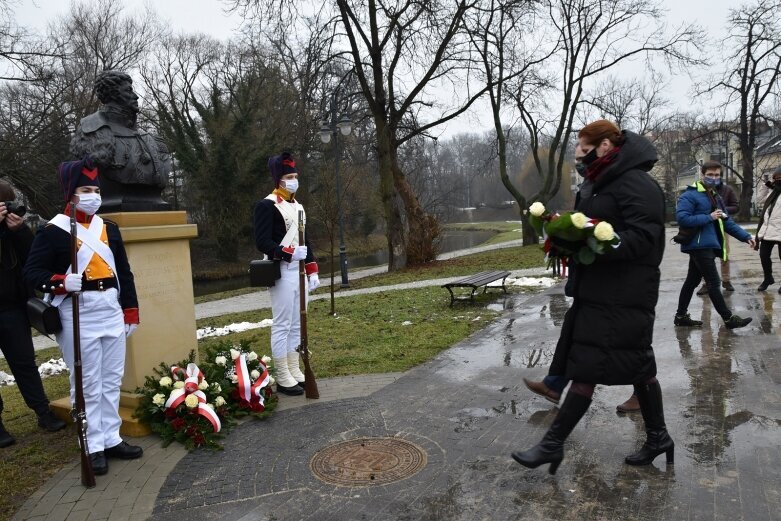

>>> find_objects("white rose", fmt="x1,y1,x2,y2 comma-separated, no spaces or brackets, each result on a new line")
594,221,615,241
268,375,275,386
247,352,258,361
261,355,271,364
215,356,227,367
215,396,226,407
230,349,241,360
159,377,172,388
251,370,260,380
212,383,222,393
198,380,208,391
570,212,588,229
184,394,199,409
173,381,185,389
230,374,238,383
152,393,166,406
529,202,546,217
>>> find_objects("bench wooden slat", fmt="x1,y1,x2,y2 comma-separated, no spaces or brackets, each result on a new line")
442,270,511,306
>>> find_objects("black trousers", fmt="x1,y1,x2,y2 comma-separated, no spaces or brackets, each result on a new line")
0,307,49,416
677,249,732,320
759,239,781,282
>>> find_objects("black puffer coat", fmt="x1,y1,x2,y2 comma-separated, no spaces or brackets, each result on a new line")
549,131,666,385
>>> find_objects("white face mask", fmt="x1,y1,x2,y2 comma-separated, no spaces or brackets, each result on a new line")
75,193,102,215
282,179,299,193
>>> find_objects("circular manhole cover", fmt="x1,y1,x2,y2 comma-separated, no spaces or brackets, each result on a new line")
310,437,427,486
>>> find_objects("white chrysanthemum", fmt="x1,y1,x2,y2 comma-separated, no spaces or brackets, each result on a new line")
247,352,258,361
184,394,199,409
594,221,615,241
261,355,271,364
159,377,172,388
215,356,227,367
215,396,226,407
173,381,184,389
251,370,260,380
529,202,546,217
570,212,588,229
198,380,208,391
230,349,241,360
152,393,166,406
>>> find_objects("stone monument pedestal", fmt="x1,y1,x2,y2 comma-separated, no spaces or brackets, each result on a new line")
51,211,199,437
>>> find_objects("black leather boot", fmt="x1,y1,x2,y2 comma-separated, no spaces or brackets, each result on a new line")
0,417,15,448
625,381,675,466
511,392,592,475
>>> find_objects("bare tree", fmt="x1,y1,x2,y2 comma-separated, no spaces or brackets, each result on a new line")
471,0,702,244
700,0,781,220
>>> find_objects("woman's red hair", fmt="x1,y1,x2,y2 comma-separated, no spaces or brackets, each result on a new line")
578,120,624,148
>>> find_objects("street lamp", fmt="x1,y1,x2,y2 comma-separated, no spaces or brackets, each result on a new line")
319,94,353,288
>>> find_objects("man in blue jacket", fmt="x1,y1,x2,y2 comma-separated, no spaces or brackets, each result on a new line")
674,160,755,329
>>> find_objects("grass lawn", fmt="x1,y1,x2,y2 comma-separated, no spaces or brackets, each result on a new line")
2,260,550,519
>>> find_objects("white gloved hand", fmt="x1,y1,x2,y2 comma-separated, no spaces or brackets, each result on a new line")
125,323,138,337
308,273,320,291
290,245,308,261
64,273,82,292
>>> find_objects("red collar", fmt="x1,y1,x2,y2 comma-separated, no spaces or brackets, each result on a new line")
64,205,94,224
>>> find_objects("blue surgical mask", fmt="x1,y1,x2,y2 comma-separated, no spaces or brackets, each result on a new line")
282,179,299,193
702,177,719,188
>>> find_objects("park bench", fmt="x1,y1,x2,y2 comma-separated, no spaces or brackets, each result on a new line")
442,270,511,307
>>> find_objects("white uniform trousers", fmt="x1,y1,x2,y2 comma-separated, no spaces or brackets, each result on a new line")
269,261,309,359
56,288,125,454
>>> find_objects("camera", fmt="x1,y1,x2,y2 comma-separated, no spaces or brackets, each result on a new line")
2,200,27,217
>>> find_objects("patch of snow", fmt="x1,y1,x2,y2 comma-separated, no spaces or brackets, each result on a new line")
196,319,273,339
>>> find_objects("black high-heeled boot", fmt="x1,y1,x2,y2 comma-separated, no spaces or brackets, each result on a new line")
625,381,675,466
511,392,592,475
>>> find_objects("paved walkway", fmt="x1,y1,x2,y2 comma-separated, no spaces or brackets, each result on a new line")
13,231,781,520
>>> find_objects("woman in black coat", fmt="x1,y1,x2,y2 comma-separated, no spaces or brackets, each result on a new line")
512,120,672,474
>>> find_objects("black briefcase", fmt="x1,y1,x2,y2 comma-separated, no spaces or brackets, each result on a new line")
249,260,281,287
26,297,63,335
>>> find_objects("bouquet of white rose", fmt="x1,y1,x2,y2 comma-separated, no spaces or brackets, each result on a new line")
528,202,620,265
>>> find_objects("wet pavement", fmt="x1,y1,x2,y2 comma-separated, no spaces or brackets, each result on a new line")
14,231,781,521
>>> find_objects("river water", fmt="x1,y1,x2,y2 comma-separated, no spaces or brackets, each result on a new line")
193,229,496,297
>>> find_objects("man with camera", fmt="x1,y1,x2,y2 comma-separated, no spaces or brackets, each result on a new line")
0,181,66,448
673,161,756,329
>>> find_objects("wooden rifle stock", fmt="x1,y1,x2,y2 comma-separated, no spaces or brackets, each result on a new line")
70,206,95,488
297,209,319,399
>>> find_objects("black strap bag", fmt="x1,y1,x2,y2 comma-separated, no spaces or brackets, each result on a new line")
26,297,62,335
249,259,281,287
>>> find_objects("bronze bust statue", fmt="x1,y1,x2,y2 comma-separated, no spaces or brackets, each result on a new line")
71,70,171,211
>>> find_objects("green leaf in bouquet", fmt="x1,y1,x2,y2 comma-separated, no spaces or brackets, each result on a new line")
528,214,545,236
586,235,605,254
575,246,596,265
545,213,588,242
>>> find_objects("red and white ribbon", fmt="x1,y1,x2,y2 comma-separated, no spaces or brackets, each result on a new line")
234,354,270,411
165,363,221,432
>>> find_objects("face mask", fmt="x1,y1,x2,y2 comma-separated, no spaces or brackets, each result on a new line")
282,179,299,193
774,180,781,189
75,193,102,215
702,177,719,188
575,162,587,177
582,148,598,165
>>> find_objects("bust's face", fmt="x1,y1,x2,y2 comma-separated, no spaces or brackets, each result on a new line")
116,81,139,113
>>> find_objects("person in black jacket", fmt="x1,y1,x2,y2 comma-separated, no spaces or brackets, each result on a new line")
253,152,320,396
0,181,66,448
512,120,673,474
23,159,142,475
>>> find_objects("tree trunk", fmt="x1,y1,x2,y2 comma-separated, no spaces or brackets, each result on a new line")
738,138,754,221
390,157,440,266
376,123,406,270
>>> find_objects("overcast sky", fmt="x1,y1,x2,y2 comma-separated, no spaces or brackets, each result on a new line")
14,0,737,137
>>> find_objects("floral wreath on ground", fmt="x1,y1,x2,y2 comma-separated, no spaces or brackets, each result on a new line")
200,340,278,420
135,350,232,450
134,342,277,450
527,201,620,266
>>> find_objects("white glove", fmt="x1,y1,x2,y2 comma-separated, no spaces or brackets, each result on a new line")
308,273,320,291
290,245,308,261
64,273,82,292
125,323,138,337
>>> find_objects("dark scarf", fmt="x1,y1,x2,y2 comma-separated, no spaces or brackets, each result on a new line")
585,146,621,182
